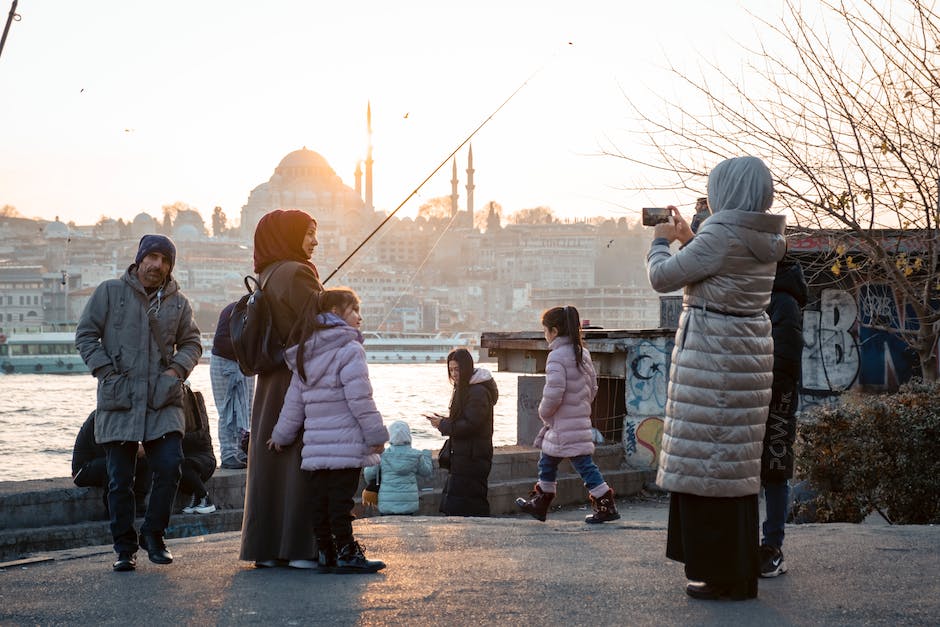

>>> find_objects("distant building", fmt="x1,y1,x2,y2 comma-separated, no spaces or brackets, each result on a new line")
239,147,379,260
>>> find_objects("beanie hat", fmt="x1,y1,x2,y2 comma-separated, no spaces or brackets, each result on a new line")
135,234,177,272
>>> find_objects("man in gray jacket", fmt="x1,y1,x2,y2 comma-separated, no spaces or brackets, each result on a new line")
76,234,202,572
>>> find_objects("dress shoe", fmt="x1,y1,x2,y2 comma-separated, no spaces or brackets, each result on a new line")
139,533,173,564
685,581,727,600
112,551,137,572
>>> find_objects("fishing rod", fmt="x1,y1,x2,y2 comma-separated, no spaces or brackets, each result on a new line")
0,0,20,61
322,59,554,285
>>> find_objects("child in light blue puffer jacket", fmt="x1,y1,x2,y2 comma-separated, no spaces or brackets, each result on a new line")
364,421,433,515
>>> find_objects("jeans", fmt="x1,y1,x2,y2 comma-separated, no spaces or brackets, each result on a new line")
210,354,253,467
762,480,790,548
105,433,182,553
538,453,604,490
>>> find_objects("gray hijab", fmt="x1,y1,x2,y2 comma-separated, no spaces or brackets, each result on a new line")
706,156,774,213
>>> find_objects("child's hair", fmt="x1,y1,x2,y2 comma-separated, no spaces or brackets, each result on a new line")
541,305,585,370
291,287,360,383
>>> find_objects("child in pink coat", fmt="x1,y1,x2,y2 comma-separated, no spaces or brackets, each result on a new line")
515,305,620,523
268,288,389,573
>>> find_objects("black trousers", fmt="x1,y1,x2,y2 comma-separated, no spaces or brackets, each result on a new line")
179,458,212,498
308,468,361,548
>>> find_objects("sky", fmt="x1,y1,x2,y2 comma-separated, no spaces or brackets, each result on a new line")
0,0,786,226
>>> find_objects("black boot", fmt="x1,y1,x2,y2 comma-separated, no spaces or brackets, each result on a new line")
317,537,337,573
112,551,137,572
333,540,386,574
139,532,173,564
515,484,555,522
585,489,621,524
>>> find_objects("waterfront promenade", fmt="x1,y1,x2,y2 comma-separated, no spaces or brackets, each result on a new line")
1,497,937,626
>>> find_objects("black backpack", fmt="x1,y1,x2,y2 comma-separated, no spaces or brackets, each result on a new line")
229,263,287,376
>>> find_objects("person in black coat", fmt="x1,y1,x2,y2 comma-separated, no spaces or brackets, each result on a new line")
72,411,150,516
179,404,218,515
426,348,498,517
759,258,807,578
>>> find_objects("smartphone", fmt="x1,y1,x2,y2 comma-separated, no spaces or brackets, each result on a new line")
642,207,671,226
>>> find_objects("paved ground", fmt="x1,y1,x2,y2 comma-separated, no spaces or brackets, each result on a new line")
1,495,938,626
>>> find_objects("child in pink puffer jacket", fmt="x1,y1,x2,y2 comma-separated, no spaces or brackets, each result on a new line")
515,305,620,524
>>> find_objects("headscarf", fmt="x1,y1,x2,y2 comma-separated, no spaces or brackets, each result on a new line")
252,209,319,275
706,156,774,214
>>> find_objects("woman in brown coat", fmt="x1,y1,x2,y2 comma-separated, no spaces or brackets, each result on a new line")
239,209,323,568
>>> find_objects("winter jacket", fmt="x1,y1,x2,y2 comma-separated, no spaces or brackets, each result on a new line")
647,197,786,497
75,266,202,444
183,409,217,481
762,260,807,482
71,411,104,477
364,422,433,515
533,336,598,458
438,368,498,516
270,317,389,471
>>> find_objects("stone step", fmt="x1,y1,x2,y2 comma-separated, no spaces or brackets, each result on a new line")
0,466,653,562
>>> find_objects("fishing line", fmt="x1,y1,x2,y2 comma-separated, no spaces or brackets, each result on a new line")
323,48,566,285
371,206,464,331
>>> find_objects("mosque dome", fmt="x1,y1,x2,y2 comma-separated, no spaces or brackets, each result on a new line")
273,147,338,185
277,147,331,170
131,212,159,238
174,223,201,242
44,219,69,239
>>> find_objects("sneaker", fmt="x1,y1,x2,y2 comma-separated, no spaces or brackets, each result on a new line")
333,540,386,574
181,493,199,514
193,495,217,514
759,544,787,578
287,559,319,569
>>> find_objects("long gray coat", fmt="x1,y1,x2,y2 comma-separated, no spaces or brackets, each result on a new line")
647,160,786,498
75,266,202,444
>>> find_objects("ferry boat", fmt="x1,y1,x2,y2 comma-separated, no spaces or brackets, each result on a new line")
0,331,88,374
362,332,478,364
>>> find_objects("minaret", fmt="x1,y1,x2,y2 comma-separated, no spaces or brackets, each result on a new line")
465,144,475,228
354,160,363,198
365,102,374,211
450,157,459,217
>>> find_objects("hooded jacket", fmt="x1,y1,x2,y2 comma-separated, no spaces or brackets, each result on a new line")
270,318,389,471
75,266,202,444
762,260,808,482
533,336,599,458
647,156,786,498
438,367,498,516
364,421,433,515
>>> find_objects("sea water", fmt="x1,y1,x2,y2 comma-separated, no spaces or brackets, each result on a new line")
0,363,522,482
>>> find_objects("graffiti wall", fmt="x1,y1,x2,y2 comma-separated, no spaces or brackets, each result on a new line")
800,283,929,410
623,337,669,469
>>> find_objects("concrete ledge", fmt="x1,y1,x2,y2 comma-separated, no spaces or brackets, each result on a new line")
0,445,652,561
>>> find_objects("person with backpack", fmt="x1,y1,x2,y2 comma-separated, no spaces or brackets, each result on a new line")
239,209,324,569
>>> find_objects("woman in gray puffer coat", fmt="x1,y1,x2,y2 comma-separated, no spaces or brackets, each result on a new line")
646,156,786,601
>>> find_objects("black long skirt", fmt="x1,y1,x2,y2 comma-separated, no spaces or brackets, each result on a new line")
666,492,760,588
